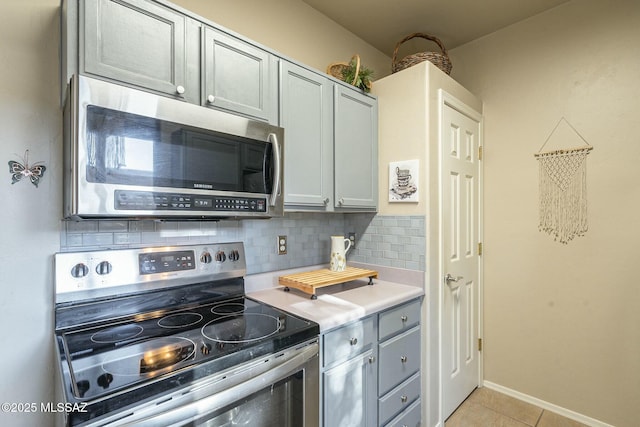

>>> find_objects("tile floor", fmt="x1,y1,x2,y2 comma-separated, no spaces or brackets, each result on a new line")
445,387,590,427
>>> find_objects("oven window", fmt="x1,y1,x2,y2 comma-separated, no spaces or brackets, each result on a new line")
85,106,272,193
189,371,304,427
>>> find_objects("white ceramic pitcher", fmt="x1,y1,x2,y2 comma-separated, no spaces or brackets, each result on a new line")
329,235,352,272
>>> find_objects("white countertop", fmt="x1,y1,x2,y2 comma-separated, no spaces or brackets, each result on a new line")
248,277,424,332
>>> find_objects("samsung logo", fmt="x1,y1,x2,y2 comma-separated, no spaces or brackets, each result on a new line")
193,183,213,189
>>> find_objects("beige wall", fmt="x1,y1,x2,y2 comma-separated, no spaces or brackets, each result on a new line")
449,1,640,425
0,1,62,426
171,0,391,80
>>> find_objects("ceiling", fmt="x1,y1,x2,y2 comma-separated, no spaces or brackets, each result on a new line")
302,0,570,57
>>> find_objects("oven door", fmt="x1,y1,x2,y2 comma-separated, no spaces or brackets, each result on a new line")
99,340,318,427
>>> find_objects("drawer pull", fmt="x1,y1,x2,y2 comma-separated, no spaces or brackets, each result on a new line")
401,395,408,403
349,337,358,346
400,315,408,322
400,355,408,363
368,356,376,364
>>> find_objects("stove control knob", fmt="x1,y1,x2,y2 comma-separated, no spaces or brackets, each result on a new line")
201,342,212,355
228,250,240,262
96,261,112,275
76,380,90,398
97,373,113,389
70,263,89,278
200,251,212,264
215,251,226,263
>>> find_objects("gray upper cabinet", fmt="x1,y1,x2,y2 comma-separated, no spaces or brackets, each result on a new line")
334,85,378,210
203,27,277,123
65,0,377,210
280,61,334,209
81,0,199,103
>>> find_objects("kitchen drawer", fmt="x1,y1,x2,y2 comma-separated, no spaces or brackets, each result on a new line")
379,299,421,341
378,326,420,395
323,316,375,367
383,398,421,427
378,372,420,426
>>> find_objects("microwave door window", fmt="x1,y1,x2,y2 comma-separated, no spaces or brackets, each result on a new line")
84,106,271,194
86,106,159,186
177,130,240,191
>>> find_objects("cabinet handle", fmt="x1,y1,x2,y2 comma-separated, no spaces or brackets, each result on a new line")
338,198,344,206
400,395,408,403
207,94,215,104
176,85,185,95
323,197,330,205
400,355,408,363
349,337,358,346
368,356,376,364
401,315,408,322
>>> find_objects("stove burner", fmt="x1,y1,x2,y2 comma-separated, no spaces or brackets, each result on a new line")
91,324,143,343
158,312,203,329
210,302,246,315
201,313,281,344
101,336,196,376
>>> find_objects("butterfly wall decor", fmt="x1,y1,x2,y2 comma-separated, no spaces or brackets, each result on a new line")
8,150,47,188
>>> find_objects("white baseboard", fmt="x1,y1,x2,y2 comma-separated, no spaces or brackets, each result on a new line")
482,381,614,427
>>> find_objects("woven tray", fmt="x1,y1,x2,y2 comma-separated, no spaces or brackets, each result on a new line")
279,266,378,299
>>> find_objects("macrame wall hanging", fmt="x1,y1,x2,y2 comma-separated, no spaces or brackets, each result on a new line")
534,118,593,244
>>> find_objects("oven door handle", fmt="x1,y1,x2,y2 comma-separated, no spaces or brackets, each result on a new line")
268,132,281,207
113,341,318,427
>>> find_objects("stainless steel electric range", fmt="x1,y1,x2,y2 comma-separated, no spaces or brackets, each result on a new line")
54,242,319,426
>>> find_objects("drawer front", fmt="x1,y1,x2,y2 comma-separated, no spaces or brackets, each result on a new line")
383,398,421,427
378,326,420,395
379,299,421,341
378,372,420,426
323,316,375,367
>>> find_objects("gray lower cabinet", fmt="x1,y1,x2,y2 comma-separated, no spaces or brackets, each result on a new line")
280,61,334,209
203,27,278,123
378,299,422,426
321,299,422,427
81,0,199,103
334,85,378,210
322,316,377,427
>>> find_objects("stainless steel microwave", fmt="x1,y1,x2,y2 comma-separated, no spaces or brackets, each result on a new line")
63,75,284,220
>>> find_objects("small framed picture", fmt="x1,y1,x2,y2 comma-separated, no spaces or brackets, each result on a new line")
389,159,419,202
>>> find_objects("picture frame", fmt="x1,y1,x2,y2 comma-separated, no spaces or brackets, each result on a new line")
389,159,419,202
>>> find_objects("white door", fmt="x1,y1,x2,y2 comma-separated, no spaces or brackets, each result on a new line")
441,98,482,419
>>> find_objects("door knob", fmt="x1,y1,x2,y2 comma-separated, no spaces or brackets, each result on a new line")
444,273,462,283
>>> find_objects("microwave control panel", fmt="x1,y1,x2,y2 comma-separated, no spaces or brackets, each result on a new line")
114,190,267,213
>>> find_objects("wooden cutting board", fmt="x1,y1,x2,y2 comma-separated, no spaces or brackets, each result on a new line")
279,266,378,299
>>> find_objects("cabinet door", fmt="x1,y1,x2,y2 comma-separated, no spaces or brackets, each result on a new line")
203,27,276,123
323,348,377,427
281,62,334,209
82,0,197,102
334,86,378,210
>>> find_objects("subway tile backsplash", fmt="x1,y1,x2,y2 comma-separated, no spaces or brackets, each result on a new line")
60,213,426,274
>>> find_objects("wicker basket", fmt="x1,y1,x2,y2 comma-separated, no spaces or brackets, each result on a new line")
326,54,361,85
392,33,452,75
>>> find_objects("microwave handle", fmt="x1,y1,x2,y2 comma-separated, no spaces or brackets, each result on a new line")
268,133,281,207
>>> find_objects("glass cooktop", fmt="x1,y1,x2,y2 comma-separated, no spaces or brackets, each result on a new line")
59,296,318,401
